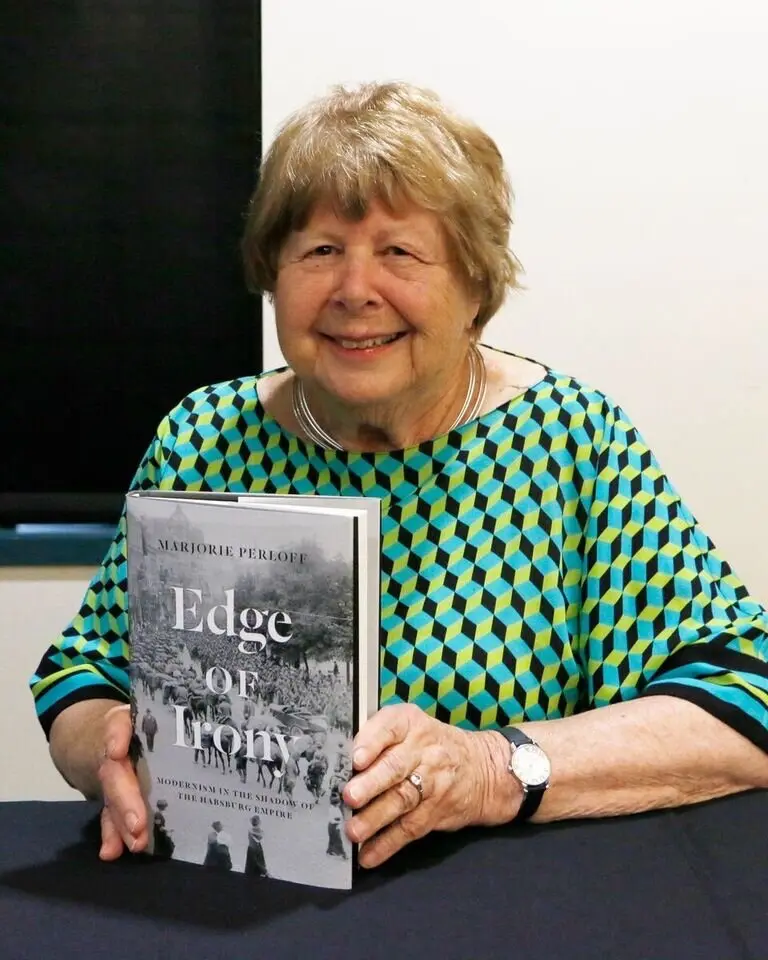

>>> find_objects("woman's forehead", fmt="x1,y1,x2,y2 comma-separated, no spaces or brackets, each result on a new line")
299,198,444,240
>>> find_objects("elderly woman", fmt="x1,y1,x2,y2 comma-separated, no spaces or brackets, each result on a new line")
31,81,768,869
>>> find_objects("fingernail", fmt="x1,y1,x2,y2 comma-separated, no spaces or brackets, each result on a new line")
358,849,373,869
353,747,367,767
126,812,139,834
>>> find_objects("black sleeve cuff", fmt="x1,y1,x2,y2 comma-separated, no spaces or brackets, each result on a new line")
38,684,131,742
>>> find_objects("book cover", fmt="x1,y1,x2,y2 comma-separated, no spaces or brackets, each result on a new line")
126,491,379,890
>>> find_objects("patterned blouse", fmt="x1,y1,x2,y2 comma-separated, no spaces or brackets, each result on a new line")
30,353,768,748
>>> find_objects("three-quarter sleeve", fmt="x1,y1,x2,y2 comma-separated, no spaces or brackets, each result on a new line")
579,401,768,750
29,420,172,739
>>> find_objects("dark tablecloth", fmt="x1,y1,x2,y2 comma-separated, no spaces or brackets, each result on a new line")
1,793,766,960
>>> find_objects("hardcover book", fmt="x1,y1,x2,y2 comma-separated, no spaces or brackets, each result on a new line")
126,490,380,890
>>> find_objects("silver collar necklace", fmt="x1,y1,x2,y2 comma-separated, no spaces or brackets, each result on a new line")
291,344,488,451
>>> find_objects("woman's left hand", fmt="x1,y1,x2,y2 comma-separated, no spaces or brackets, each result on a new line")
342,703,518,868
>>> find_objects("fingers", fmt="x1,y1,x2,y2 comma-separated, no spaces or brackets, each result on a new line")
345,744,414,808
98,704,149,855
342,710,489,869
344,704,481,869
99,804,126,861
350,704,415,772
345,704,425,808
359,812,431,869
103,703,133,760
350,775,432,869
98,755,149,855
346,775,425,847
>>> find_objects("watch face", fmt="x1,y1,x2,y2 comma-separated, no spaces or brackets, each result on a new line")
510,742,551,787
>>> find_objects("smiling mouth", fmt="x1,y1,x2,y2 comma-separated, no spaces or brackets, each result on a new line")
326,332,406,350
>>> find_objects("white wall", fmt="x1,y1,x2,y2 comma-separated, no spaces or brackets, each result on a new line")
262,0,768,602
0,568,87,800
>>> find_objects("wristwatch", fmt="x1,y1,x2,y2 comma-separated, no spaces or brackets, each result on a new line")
496,727,551,822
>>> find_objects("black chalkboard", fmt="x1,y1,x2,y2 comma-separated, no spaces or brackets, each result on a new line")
0,1,262,525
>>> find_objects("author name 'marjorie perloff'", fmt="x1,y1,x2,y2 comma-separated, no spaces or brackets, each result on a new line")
156,539,308,564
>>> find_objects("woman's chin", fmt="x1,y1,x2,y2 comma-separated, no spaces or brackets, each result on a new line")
328,388,399,411
318,373,407,410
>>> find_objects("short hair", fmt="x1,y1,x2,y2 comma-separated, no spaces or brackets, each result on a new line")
241,81,522,330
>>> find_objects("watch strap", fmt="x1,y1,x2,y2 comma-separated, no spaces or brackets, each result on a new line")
516,782,544,823
499,726,533,750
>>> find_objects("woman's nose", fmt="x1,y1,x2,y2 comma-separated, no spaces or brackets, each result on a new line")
331,253,381,311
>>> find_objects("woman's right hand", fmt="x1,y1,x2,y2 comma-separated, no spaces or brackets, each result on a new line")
97,702,149,860
49,698,149,861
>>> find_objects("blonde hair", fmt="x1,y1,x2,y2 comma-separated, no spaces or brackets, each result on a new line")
241,81,522,330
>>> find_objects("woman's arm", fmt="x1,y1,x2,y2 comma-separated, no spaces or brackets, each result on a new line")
479,694,768,825
344,696,768,868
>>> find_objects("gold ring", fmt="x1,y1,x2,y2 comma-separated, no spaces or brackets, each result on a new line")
407,771,424,802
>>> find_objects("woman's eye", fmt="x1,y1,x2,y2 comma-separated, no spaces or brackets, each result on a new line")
310,245,337,257
385,246,411,257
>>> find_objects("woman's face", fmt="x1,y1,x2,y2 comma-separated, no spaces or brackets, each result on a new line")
274,199,480,415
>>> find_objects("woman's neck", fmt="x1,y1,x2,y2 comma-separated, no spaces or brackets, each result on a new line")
259,345,546,453
297,352,479,452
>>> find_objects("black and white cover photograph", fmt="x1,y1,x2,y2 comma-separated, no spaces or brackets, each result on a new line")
125,493,371,890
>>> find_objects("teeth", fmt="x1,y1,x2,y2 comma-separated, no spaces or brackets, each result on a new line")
338,333,400,350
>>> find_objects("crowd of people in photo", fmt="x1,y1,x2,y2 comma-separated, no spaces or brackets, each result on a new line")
132,630,354,870
133,633,351,772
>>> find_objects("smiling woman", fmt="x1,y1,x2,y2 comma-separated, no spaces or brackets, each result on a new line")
241,81,525,451
268,199,488,450
30,80,768,872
